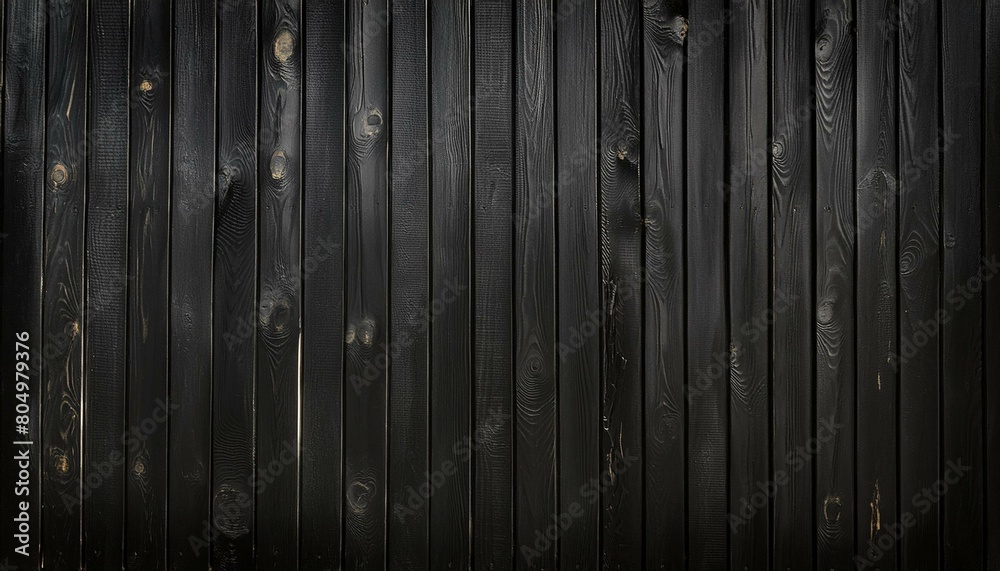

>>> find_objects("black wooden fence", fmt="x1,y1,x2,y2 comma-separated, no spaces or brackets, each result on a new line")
1,0,999,569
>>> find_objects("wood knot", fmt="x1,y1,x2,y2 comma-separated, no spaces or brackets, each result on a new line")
823,495,843,524
817,298,835,324
260,294,292,333
53,453,70,475
347,477,377,513
357,318,376,348
133,459,146,475
213,484,252,538
50,163,69,187
364,108,383,137
139,79,153,94
345,323,356,345
274,29,295,62
270,150,287,180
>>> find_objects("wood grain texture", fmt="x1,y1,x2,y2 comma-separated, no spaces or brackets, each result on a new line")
941,1,984,568
598,0,644,566
82,0,129,567
986,0,1000,566
301,0,345,567
855,0,897,567
212,0,257,567
126,1,171,567
556,0,601,567
726,0,769,567
771,0,814,567
169,0,215,567
41,0,87,566
388,0,431,566
897,0,941,565
388,0,430,568
429,0,473,567
1,0,44,566
343,0,387,566
514,1,556,568
686,0,728,567
813,0,855,566
256,0,302,567
472,0,514,567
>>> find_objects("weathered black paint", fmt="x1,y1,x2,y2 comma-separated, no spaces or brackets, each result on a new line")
1,0,998,569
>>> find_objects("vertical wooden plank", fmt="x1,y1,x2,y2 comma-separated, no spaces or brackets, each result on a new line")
686,0,728,567
814,0,855,566
771,0,814,566
429,0,472,566
985,0,1000,566
855,0,897,567
0,0,44,567
41,0,87,566
83,0,128,567
389,0,430,567
598,0,643,566
343,0,387,566
514,1,556,568
256,0,302,567
644,0,688,567
556,0,600,567
212,0,257,566
127,0,171,567
727,0,769,567
301,0,345,567
473,0,513,567
389,0,430,566
897,0,941,565
169,0,215,568
941,0,984,568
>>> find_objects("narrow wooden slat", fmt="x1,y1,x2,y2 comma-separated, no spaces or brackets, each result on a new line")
300,0,345,567
771,0,814,566
514,1,556,568
686,0,728,567
472,0,514,566
556,0,600,567
727,0,769,567
855,0,897,566
83,0,129,566
428,0,473,565
256,0,302,566
212,0,257,566
388,0,429,567
598,0,643,566
941,1,984,567
126,1,171,566
0,0,44,566
814,0,855,566
986,0,1000,566
343,0,388,566
169,0,215,567
41,0,87,566
388,0,431,565
897,0,941,565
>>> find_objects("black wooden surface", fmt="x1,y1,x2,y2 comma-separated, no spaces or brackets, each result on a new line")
2,0,1000,569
